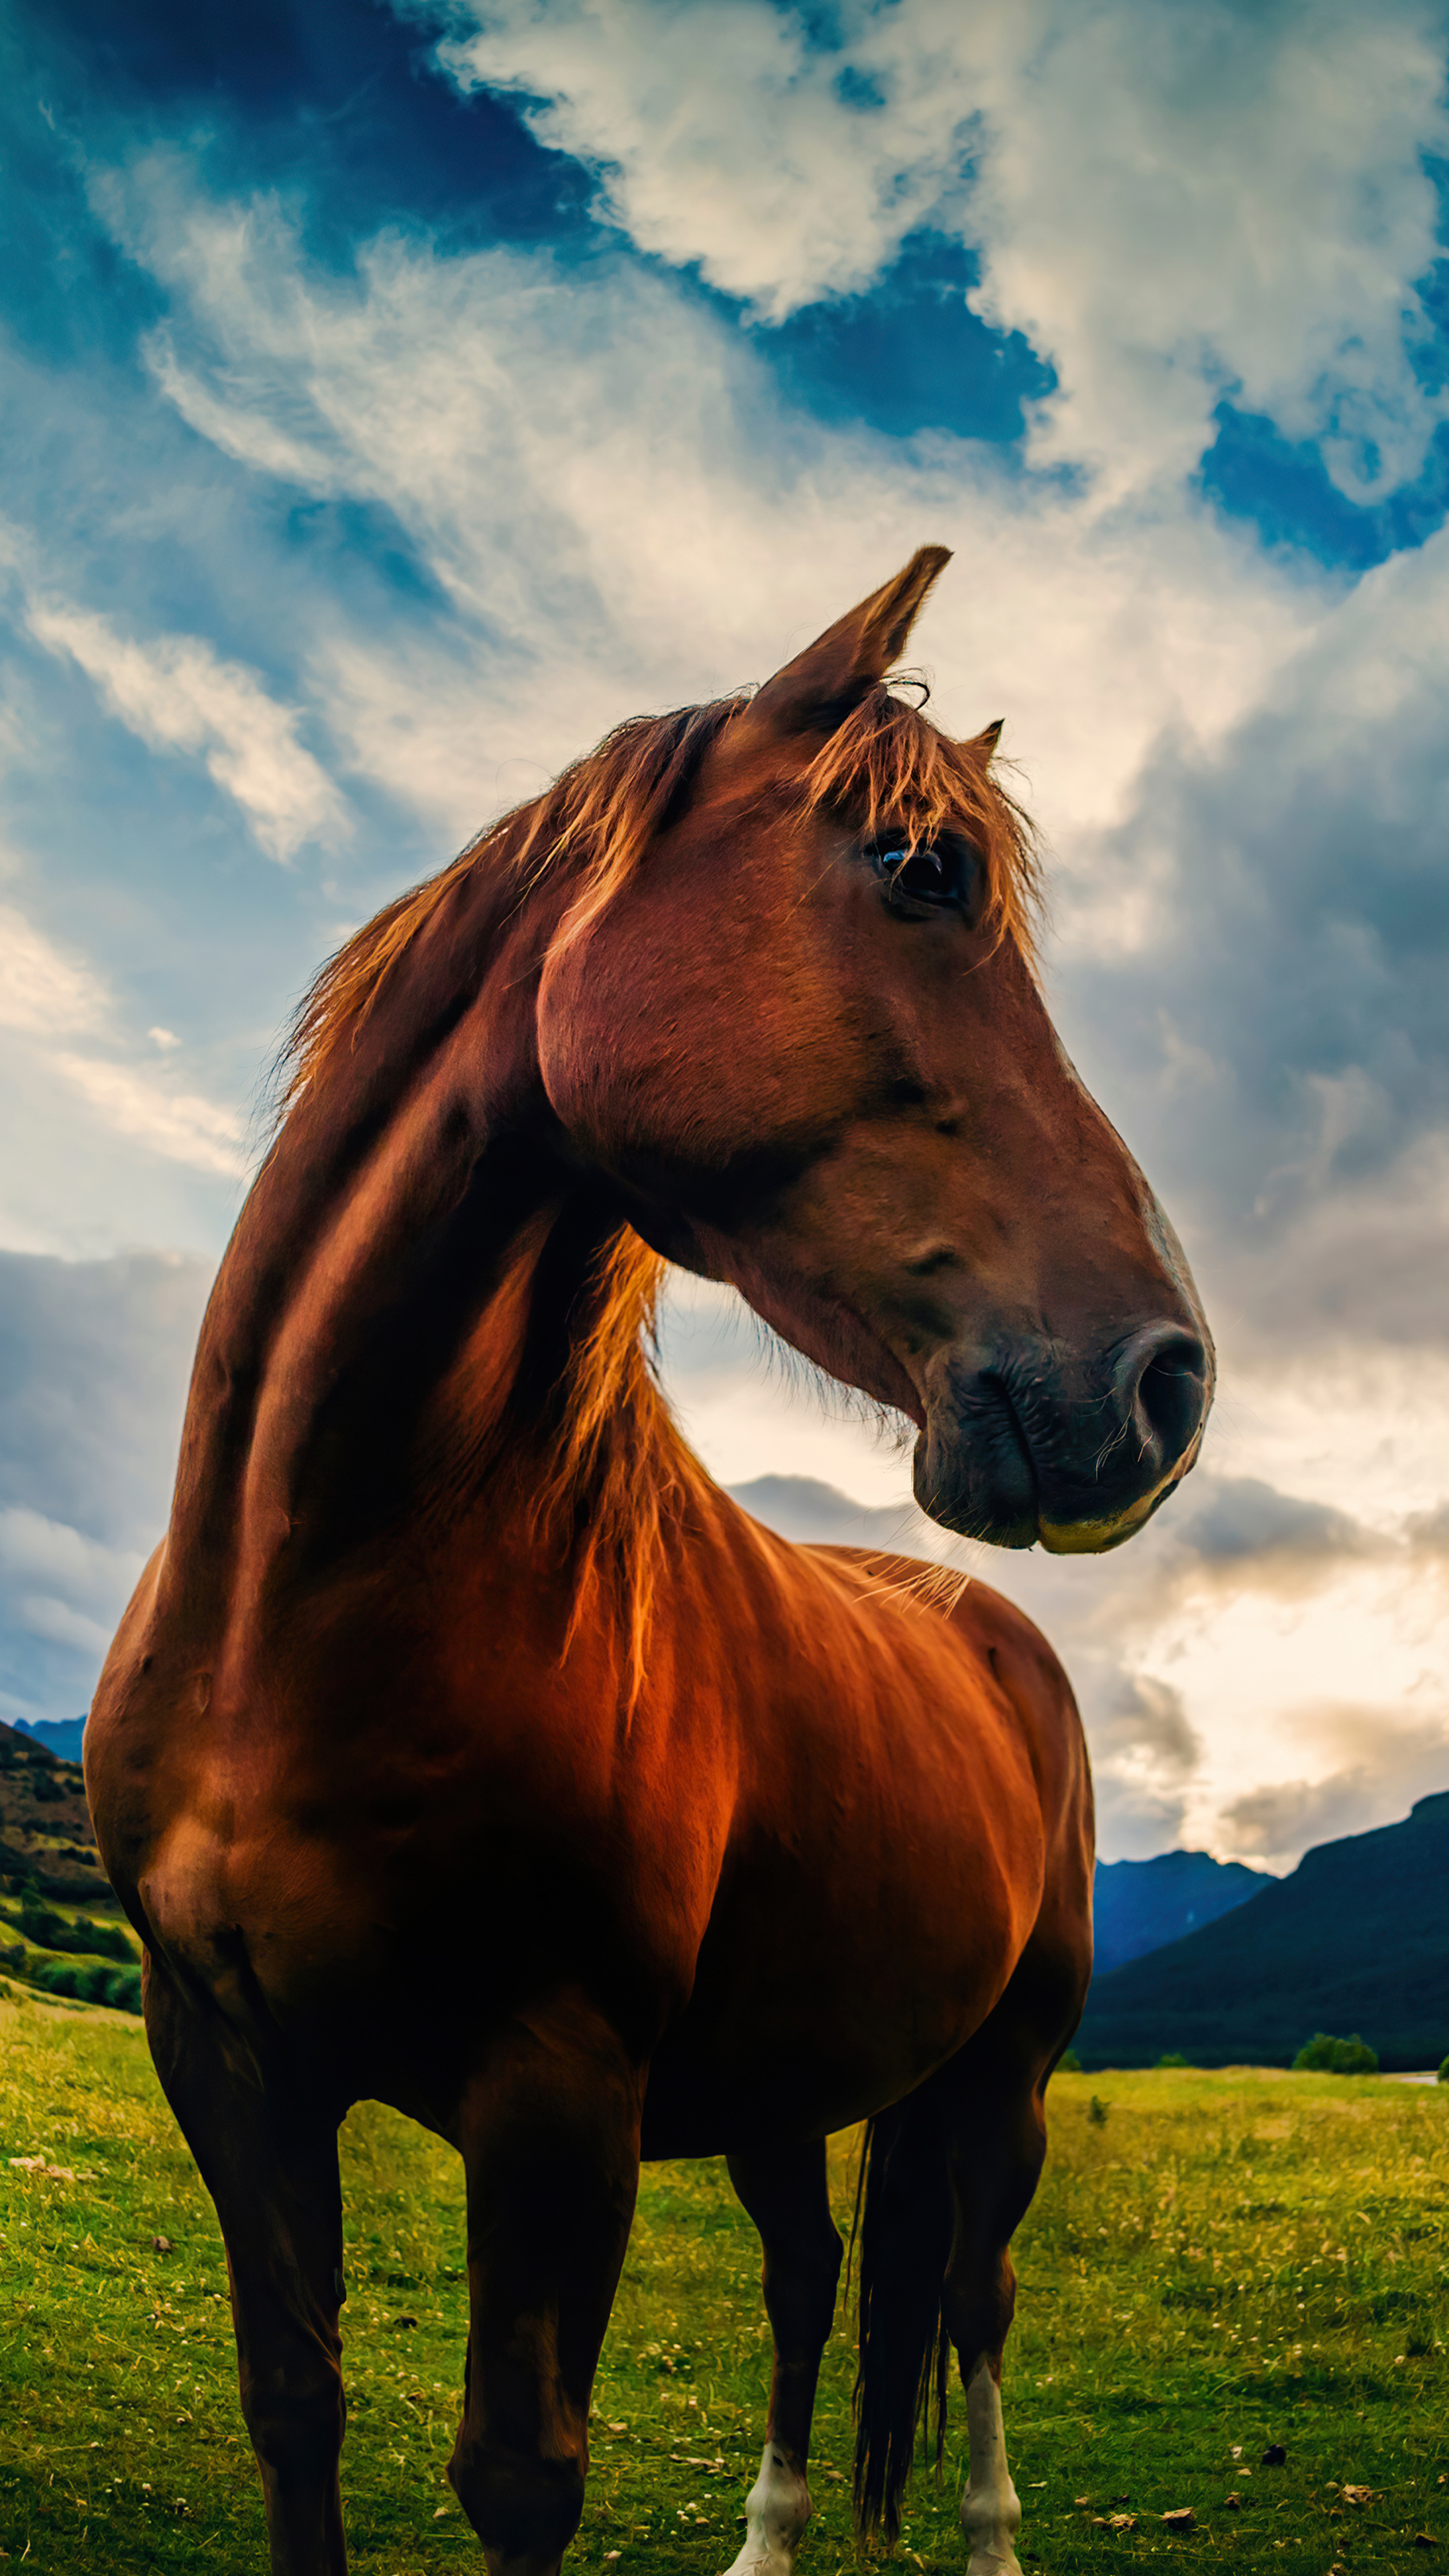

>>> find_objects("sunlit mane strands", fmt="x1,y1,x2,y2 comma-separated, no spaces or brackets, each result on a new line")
278,702,745,1686
522,1222,688,1703
282,695,745,1108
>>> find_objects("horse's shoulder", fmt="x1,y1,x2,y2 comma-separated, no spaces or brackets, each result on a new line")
943,1574,1069,1676
794,1542,1063,1666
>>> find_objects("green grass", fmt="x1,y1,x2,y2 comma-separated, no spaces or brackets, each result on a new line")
3,1999,1449,2571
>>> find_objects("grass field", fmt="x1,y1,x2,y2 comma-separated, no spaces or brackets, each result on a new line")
3,1993,1449,2573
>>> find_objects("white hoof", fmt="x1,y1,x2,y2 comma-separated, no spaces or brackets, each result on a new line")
964,2534,1023,2576
722,2441,810,2576
961,2359,1022,2576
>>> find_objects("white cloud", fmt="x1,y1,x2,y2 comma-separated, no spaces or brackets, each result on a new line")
0,1503,144,1660
52,1055,246,1177
422,0,1449,499
148,327,344,491
26,595,347,862
0,904,107,1036
0,885,248,1191
430,0,971,318
960,0,1449,500
13,1592,114,1656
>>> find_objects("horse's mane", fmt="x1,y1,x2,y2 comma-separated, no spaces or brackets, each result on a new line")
280,684,1039,1694
284,682,1038,1104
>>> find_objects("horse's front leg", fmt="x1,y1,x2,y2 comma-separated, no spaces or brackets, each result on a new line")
145,1957,349,2576
724,2137,843,2576
447,1988,645,2576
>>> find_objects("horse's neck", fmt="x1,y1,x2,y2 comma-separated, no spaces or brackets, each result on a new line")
169,877,637,1586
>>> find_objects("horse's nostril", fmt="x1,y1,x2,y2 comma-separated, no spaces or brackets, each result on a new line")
1115,1324,1210,1470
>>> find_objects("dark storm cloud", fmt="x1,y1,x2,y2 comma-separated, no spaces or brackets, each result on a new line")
1085,1672,1204,1858
1093,1673,1201,1778
1170,1477,1378,1579
1407,1501,1449,1561
1061,543,1449,1355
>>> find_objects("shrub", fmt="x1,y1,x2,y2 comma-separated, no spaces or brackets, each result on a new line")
16,1894,131,1961
97,1963,143,2013
25,1953,142,2012
1157,2052,1191,2068
1438,2055,1449,2084
1293,2031,1379,2074
30,1957,82,2000
1057,2048,1083,2074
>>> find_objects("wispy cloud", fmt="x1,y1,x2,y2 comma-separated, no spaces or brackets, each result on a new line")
0,1503,144,1662
0,904,108,1035
97,147,1315,852
1089,1671,1203,1853
51,1055,246,1177
26,596,347,863
0,896,246,1181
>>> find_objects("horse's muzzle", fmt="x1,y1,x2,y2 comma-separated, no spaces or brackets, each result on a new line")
913,1318,1214,1552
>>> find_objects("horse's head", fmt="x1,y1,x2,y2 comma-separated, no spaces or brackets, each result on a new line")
537,549,1212,1552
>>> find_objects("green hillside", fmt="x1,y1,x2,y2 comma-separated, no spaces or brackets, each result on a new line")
7,2000,1449,2570
1078,1790,1449,2070
0,1721,142,2011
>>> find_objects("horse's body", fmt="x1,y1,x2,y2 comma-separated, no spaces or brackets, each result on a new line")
88,551,1210,2576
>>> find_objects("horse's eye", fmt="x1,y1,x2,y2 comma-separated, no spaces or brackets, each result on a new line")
869,837,980,917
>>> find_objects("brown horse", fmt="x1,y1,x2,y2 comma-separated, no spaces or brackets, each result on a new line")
87,548,1211,2576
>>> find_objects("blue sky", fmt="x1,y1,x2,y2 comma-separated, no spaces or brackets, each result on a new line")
5,0,1449,1865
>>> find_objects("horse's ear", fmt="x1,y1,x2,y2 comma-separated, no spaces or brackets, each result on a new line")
975,717,1004,757
745,545,953,740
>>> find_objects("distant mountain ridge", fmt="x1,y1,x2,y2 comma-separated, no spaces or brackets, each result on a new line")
14,1717,87,1764
1092,1847,1266,1975
1077,1788,1449,2071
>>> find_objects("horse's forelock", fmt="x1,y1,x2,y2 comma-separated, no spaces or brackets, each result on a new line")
803,686,1043,965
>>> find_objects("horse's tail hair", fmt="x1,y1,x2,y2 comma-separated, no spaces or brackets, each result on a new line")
851,2086,955,2542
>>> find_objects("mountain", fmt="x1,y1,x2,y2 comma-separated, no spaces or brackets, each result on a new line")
1092,1848,1267,1975
14,1716,87,1764
0,1718,106,1898
1077,1789,1449,2071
